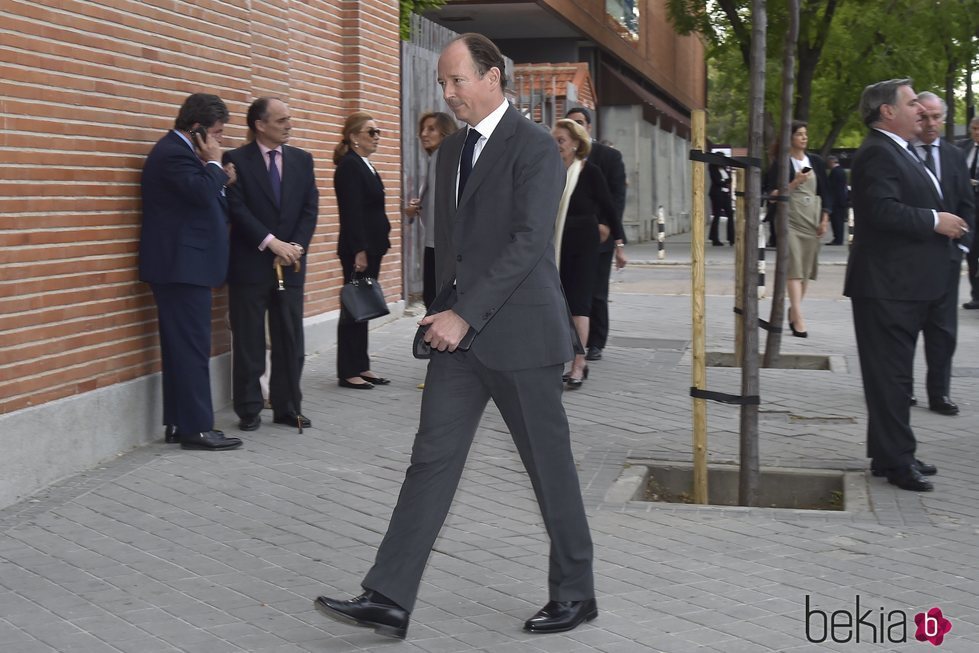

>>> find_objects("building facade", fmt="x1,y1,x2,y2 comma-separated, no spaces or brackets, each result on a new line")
0,0,402,507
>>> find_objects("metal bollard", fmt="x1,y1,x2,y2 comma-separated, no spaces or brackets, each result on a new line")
657,205,665,260
757,228,767,299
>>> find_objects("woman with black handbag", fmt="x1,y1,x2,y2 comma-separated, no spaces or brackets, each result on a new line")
333,111,391,389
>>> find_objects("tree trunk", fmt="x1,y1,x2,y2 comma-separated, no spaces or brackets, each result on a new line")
739,0,768,508
763,0,800,369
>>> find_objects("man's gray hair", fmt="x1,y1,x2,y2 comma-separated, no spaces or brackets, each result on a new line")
859,78,912,127
916,91,947,121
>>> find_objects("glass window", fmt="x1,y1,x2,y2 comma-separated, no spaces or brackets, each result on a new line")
606,0,639,42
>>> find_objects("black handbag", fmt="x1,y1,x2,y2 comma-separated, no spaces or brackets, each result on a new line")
340,273,389,322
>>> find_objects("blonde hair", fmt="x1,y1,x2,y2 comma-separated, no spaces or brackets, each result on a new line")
333,111,374,165
555,119,591,160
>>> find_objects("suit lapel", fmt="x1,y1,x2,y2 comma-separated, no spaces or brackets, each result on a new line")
455,106,518,211
246,142,278,210
882,133,944,209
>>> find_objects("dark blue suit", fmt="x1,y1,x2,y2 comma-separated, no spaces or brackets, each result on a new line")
139,130,229,433
223,141,318,420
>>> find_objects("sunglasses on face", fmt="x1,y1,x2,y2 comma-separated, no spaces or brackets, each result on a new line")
362,128,381,138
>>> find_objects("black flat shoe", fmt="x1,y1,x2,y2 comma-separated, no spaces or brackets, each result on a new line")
339,378,374,389
179,430,242,451
239,414,261,431
164,424,178,443
789,322,808,338
360,375,391,385
314,591,408,640
928,396,959,415
524,599,598,633
273,413,311,428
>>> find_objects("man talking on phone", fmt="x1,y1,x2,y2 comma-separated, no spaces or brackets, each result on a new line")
138,93,243,451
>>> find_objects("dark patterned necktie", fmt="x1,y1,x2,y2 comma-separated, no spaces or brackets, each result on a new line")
457,128,481,203
923,144,937,177
268,150,281,206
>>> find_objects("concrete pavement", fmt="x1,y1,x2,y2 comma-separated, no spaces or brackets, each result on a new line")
1,233,978,652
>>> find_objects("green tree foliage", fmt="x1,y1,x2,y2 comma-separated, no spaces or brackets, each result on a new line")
400,0,447,40
669,0,979,151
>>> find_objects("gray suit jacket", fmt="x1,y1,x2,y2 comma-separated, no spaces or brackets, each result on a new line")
432,105,574,371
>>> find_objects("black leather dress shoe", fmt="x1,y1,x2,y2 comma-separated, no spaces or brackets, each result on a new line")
909,395,918,406
963,300,979,309
524,599,598,633
179,431,243,451
360,375,391,385
585,346,603,361
164,425,178,443
339,378,374,389
871,459,937,477
928,396,959,415
886,466,933,491
239,414,261,431
314,591,408,639
273,413,311,428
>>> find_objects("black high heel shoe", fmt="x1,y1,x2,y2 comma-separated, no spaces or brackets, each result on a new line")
789,321,808,338
565,365,589,389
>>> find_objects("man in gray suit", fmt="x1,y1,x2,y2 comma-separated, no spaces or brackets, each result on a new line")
315,33,596,639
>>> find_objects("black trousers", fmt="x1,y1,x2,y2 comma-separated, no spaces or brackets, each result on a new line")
921,259,960,401
337,252,384,379
709,194,734,244
829,207,848,245
851,297,930,469
151,282,214,433
587,249,614,350
229,280,305,420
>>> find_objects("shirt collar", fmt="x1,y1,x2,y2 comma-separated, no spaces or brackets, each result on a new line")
172,129,194,151
875,127,911,150
257,141,282,159
470,99,509,141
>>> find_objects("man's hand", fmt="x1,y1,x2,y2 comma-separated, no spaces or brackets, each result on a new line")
936,211,969,239
194,130,222,163
223,162,237,186
419,309,470,352
269,238,303,265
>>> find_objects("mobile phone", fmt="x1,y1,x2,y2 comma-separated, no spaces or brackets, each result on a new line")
801,166,812,173
191,126,208,148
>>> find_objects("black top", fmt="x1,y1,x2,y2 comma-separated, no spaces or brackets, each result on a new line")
334,149,391,257
565,161,616,232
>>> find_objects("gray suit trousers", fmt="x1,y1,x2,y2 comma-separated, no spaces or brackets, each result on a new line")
362,350,594,612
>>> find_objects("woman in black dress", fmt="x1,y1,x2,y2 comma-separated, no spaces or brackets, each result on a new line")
333,112,391,389
552,118,617,389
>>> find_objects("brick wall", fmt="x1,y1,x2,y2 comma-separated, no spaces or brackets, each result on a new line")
0,0,402,415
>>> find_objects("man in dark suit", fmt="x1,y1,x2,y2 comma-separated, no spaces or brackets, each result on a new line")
911,91,975,416
223,98,319,432
845,79,969,492
565,107,627,361
139,93,242,451
315,34,595,638
960,116,979,308
825,155,849,245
